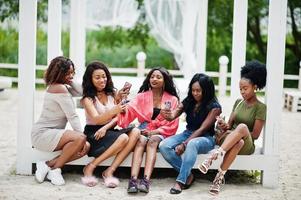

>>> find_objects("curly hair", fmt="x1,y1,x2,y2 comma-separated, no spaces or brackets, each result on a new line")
241,60,267,90
82,61,116,101
138,67,179,99
182,73,217,111
44,56,74,85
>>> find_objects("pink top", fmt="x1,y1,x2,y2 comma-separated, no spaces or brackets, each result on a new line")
117,90,179,138
85,95,115,125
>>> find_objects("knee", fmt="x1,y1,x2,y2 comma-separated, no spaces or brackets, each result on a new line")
129,128,141,141
136,136,147,147
147,138,159,149
236,123,249,137
76,134,87,146
119,133,129,144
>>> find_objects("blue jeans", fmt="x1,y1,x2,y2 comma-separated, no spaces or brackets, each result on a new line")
159,129,215,184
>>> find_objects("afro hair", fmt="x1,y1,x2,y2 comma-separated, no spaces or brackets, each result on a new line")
241,60,267,90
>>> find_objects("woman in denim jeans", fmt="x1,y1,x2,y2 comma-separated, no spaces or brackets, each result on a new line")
160,73,221,194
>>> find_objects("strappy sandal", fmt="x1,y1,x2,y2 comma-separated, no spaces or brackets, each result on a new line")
209,171,225,196
198,149,223,174
81,163,98,187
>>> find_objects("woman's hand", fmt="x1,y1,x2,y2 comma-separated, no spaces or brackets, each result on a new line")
112,102,126,115
216,116,229,131
161,109,174,121
94,127,107,140
116,88,130,102
175,143,186,156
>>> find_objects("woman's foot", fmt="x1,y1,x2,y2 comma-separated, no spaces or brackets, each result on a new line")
138,176,150,193
102,169,119,188
183,174,195,189
81,163,98,187
209,171,225,196
127,177,138,193
198,148,224,174
170,182,183,194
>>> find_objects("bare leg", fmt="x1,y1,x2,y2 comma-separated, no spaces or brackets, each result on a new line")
144,136,161,180
47,130,86,169
220,124,249,151
83,134,129,177
220,139,244,171
131,136,147,179
103,128,140,177
47,141,90,168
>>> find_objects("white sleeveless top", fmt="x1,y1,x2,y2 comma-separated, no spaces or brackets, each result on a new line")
85,95,115,125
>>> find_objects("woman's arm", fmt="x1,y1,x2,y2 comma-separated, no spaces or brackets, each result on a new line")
94,117,118,140
183,108,221,145
82,97,125,125
67,81,83,97
251,119,265,139
161,103,184,121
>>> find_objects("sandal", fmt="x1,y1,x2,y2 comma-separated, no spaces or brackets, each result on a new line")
102,173,120,188
183,174,195,190
170,182,183,194
81,176,98,187
209,171,225,196
198,149,224,174
81,163,98,187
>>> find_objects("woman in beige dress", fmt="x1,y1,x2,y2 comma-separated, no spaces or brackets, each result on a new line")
31,56,90,186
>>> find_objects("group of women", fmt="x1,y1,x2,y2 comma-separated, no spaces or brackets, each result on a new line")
31,56,267,196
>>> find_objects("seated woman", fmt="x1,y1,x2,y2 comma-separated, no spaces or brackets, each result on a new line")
198,60,267,195
81,61,140,187
160,73,221,194
117,67,179,194
31,56,90,186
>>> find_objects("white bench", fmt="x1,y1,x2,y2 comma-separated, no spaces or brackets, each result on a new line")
27,77,278,188
30,108,277,184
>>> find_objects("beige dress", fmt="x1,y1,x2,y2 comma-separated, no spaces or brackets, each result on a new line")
31,91,82,152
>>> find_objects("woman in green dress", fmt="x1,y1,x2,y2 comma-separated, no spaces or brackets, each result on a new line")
198,60,267,195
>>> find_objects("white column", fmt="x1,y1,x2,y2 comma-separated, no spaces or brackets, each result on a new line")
47,0,62,64
70,0,86,81
230,0,248,100
136,51,147,77
17,0,37,175
196,0,208,72
263,0,287,188
218,55,229,97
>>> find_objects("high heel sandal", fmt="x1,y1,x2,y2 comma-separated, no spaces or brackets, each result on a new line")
209,171,225,196
198,149,224,174
81,163,98,187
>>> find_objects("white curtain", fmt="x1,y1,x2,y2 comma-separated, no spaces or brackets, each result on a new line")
145,0,204,78
86,0,141,29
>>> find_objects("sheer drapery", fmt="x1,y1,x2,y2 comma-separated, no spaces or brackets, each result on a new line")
145,0,203,78
86,0,204,78
86,0,140,29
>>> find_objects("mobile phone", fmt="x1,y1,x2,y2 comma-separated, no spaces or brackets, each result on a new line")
121,99,130,105
123,82,132,91
164,101,171,109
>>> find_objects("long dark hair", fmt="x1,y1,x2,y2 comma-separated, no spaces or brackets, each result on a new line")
44,56,74,85
82,61,115,100
182,73,217,111
138,67,179,99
